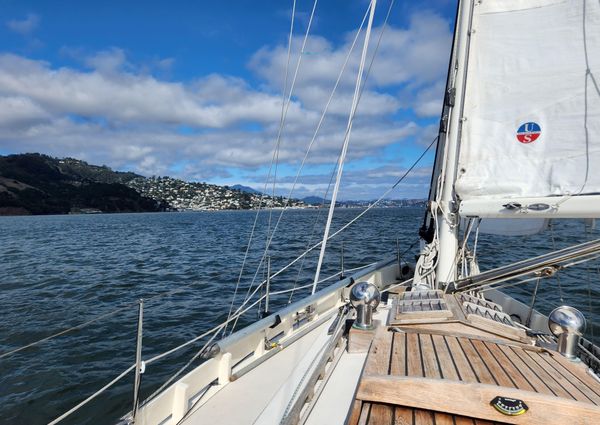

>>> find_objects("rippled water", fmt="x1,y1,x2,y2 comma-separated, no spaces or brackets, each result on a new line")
1,208,599,425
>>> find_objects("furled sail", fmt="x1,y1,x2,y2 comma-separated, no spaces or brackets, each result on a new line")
455,0,600,218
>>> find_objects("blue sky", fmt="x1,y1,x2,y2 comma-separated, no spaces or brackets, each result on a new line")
0,0,457,199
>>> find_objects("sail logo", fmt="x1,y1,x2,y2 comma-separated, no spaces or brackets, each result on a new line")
516,122,541,144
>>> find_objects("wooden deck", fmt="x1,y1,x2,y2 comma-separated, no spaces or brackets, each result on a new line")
348,326,600,425
349,402,505,425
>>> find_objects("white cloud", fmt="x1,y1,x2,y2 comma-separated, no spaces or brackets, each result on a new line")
6,14,40,36
0,9,452,199
84,48,129,74
0,96,51,128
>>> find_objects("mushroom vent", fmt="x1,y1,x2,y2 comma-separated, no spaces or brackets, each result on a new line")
350,282,380,330
548,306,586,359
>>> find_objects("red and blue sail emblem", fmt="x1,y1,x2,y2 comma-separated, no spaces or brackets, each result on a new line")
516,122,541,144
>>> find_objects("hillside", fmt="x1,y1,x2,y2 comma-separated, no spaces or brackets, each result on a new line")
0,154,165,215
127,177,305,211
0,154,306,215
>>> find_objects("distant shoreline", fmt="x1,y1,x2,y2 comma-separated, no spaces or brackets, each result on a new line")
0,205,426,218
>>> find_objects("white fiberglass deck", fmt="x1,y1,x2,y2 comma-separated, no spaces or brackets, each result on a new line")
181,307,387,425
183,317,335,424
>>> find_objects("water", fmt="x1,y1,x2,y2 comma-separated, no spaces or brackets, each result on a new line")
0,208,599,424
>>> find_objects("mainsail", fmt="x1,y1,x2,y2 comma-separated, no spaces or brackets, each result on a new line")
455,0,600,218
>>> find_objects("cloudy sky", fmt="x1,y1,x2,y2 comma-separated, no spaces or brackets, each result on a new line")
0,0,457,200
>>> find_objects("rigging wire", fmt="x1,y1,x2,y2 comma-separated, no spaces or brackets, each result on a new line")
585,221,596,347
549,221,565,302
226,135,438,333
0,288,184,360
288,164,339,303
224,0,305,335
266,0,319,251
272,0,399,306
312,0,378,292
227,2,375,331
234,0,398,320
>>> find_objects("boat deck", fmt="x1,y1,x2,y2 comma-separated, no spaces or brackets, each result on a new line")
172,286,600,425
349,322,600,425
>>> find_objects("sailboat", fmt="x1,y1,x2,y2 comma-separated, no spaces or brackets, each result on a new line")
40,0,600,424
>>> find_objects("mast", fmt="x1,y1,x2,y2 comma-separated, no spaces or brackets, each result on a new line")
435,0,475,286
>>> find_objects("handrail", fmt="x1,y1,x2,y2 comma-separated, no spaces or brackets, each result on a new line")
214,257,394,354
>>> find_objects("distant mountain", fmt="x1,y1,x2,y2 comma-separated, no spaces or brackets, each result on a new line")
302,196,327,205
230,184,262,195
0,153,166,215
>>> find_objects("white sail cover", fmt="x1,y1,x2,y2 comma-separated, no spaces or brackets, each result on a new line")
455,0,600,202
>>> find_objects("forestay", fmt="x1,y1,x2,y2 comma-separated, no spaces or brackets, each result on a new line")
455,0,600,217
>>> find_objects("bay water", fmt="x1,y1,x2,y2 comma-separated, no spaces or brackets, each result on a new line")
1,208,598,424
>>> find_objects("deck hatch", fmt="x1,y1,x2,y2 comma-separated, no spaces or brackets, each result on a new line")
392,290,453,322
459,293,501,311
463,301,514,327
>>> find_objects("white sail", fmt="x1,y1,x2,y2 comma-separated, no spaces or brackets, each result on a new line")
455,0,600,217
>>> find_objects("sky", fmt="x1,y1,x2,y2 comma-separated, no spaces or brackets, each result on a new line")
0,0,458,200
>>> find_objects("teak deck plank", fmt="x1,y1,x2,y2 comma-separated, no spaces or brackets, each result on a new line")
508,345,575,399
420,334,442,379
445,336,478,382
482,341,535,392
534,350,600,405
354,321,600,425
357,402,371,425
431,334,459,381
406,332,424,377
364,329,393,376
453,418,475,425
470,339,514,388
457,337,496,385
433,411,456,425
390,332,406,376
368,403,393,425
414,409,434,425
348,400,363,425
393,405,413,425
496,343,554,396
524,350,595,404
